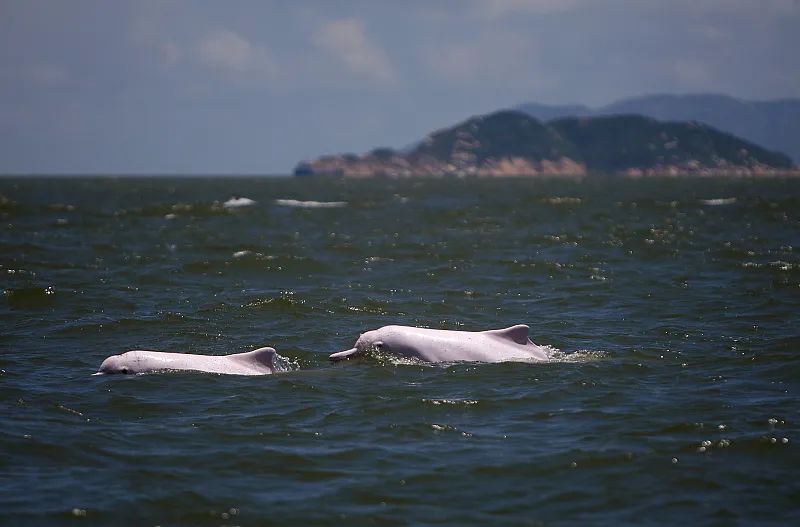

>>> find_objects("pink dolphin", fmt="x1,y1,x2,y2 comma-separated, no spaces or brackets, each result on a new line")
95,347,277,376
330,324,551,363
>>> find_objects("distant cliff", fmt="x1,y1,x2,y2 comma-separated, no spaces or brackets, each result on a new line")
295,111,794,177
516,94,800,164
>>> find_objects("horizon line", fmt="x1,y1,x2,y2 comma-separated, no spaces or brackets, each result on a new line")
0,173,295,178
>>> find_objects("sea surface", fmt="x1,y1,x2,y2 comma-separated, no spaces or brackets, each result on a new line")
1,176,799,526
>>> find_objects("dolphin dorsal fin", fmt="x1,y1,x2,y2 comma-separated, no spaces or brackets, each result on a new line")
486,325,530,345
233,347,277,371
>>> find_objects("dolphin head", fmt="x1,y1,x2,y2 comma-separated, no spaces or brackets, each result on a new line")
329,328,388,361
94,352,141,375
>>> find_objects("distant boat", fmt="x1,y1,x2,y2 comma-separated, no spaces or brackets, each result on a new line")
293,162,314,177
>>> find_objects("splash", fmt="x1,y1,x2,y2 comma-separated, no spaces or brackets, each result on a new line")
272,353,301,373
360,344,605,366
371,352,428,367
546,348,608,363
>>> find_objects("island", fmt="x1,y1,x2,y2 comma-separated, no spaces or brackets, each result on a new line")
294,111,795,177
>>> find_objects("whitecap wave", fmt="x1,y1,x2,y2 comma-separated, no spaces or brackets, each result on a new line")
541,197,582,205
275,199,347,208
223,197,257,208
701,198,737,206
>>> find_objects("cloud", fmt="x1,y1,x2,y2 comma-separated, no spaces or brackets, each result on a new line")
129,5,185,68
475,0,586,18
423,32,542,84
313,18,396,83
196,29,277,77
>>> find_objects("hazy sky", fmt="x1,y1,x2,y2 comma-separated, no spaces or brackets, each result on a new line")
2,0,798,174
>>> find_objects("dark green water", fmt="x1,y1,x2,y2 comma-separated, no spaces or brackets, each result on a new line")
1,176,798,526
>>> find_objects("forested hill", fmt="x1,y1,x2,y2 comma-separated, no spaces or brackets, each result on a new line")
516,94,800,164
296,111,795,177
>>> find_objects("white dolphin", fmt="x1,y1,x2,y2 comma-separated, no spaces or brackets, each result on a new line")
95,347,277,376
330,324,551,363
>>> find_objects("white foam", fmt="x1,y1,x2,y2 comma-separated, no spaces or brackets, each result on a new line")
223,197,257,208
547,348,607,362
273,353,300,372
275,199,347,208
701,198,737,206
542,197,582,205
423,398,479,406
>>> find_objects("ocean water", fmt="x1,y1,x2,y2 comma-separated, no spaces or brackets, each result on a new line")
1,176,798,526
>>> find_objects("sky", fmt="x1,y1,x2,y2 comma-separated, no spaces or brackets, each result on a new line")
1,0,798,174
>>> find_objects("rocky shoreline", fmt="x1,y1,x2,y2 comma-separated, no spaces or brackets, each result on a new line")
295,153,796,178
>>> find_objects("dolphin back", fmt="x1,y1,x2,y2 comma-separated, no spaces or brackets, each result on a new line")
483,324,531,345
95,347,279,375
229,347,277,373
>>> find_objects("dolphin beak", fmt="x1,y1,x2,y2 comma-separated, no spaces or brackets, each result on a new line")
92,371,105,376
329,347,358,361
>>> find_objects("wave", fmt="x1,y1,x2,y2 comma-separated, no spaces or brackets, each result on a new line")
541,197,582,205
222,197,257,208
700,197,737,206
275,199,347,208
3,286,58,308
